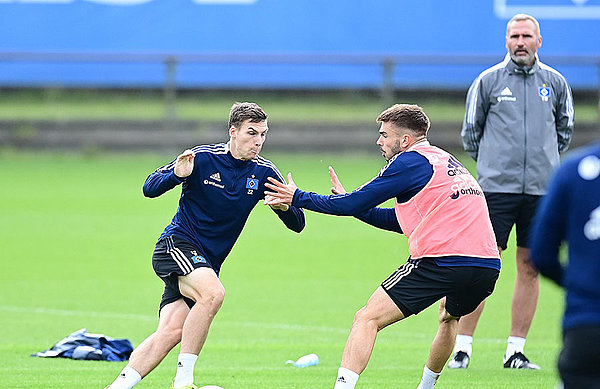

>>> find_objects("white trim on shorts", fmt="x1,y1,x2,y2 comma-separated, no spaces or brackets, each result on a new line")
382,259,418,290
165,236,194,274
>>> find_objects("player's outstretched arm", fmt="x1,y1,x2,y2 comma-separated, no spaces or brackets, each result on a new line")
143,149,195,198
330,166,401,233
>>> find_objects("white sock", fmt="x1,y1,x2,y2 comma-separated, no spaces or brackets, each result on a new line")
416,365,441,389
173,353,198,388
107,366,142,389
505,336,526,361
334,367,359,389
453,334,473,357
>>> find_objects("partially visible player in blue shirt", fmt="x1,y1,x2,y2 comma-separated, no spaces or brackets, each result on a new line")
105,102,305,389
530,141,600,389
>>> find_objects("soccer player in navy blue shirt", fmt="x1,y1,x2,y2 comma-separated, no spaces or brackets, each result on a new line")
105,102,305,389
530,141,600,389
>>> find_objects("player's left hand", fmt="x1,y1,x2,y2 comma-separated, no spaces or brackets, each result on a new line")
265,195,290,211
265,172,297,207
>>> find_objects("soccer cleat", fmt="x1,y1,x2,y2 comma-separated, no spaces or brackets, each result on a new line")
170,384,198,389
448,351,470,369
503,352,541,369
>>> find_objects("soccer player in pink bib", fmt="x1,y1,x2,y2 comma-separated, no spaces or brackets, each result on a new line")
265,104,500,389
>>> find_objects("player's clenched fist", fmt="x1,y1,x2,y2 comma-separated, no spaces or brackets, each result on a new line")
174,149,195,178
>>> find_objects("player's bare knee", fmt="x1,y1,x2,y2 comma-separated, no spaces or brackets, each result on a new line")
353,306,381,330
521,262,539,279
516,250,539,279
352,306,369,325
210,287,225,311
198,286,225,314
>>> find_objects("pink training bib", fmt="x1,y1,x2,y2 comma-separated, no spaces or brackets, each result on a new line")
394,142,499,260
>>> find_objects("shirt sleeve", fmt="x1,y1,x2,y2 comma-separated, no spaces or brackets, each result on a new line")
461,76,488,160
529,165,568,286
292,152,433,220
555,77,575,153
265,166,306,233
271,206,306,233
142,157,186,198
354,207,403,233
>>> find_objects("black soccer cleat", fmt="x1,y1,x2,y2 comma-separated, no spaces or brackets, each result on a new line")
503,352,541,369
448,351,470,369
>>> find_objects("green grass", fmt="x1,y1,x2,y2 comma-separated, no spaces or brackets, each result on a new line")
0,151,564,388
0,89,598,123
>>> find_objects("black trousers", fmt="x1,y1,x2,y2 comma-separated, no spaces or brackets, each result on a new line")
558,325,600,389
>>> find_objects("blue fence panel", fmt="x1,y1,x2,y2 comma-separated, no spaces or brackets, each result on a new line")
0,0,598,89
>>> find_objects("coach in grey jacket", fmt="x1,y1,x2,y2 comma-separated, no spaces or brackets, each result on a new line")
462,54,574,195
449,13,575,371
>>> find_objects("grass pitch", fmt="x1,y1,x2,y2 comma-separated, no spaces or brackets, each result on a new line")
0,150,563,388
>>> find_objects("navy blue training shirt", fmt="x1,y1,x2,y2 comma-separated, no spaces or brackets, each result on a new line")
143,143,305,274
530,141,600,330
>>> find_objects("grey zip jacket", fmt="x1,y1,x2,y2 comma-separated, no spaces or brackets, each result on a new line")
461,54,575,195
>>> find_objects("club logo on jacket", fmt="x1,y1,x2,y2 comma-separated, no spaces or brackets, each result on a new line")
246,175,259,195
539,84,550,102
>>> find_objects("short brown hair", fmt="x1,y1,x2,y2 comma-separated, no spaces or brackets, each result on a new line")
376,104,430,137
228,102,268,129
507,13,540,37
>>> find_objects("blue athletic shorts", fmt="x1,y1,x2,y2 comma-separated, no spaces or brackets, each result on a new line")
381,258,499,318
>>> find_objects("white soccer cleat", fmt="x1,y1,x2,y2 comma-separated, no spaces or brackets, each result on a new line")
448,351,470,369
503,352,541,369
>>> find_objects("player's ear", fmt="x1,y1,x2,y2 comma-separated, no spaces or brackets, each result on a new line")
229,126,237,138
402,133,411,148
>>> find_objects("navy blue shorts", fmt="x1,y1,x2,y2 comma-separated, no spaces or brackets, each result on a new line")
152,235,213,313
484,192,542,250
381,258,499,318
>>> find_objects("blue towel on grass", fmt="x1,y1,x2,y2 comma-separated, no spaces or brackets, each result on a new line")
32,328,133,361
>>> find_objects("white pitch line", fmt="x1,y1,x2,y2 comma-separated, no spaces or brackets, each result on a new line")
0,305,505,343
0,305,157,322
0,305,348,334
